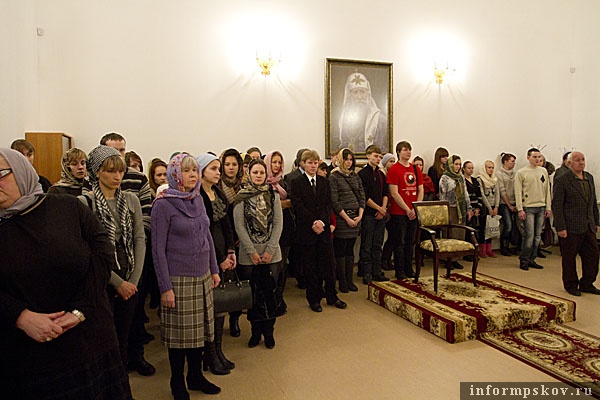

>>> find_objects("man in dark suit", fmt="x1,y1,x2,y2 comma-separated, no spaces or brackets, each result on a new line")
288,149,347,312
552,151,600,296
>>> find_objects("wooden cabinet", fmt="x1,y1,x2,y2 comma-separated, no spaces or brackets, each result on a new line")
25,132,72,185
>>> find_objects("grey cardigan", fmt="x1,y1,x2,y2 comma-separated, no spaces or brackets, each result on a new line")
78,191,145,289
233,194,283,265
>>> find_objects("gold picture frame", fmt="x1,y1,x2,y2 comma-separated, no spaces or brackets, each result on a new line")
325,58,393,158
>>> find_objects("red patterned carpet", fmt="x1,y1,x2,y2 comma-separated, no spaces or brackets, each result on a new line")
367,273,575,343
480,323,600,398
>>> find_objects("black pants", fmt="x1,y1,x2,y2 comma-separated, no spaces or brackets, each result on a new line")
109,290,138,369
560,230,599,291
388,215,418,270
298,239,337,305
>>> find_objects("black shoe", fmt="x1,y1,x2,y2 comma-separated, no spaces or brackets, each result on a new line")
229,316,241,338
395,270,407,280
248,333,261,348
327,298,347,309
347,282,358,292
500,248,511,256
537,250,547,258
519,261,529,271
170,378,190,400
580,286,600,295
187,374,221,394
129,358,156,376
566,288,581,296
310,303,323,312
529,261,544,269
404,268,416,278
372,273,389,282
264,335,275,349
452,261,464,270
463,255,474,262
362,274,372,285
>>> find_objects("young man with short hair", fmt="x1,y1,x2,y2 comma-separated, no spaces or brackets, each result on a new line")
358,145,389,284
386,141,423,279
514,148,551,271
289,150,347,312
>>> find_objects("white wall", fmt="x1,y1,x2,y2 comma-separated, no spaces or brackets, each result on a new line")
2,0,599,176
0,0,38,143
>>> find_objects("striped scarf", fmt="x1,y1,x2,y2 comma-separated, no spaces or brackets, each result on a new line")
92,182,135,278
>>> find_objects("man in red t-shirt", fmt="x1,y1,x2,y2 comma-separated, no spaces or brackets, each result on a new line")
386,141,424,279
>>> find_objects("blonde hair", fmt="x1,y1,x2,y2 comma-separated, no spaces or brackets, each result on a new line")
301,150,320,163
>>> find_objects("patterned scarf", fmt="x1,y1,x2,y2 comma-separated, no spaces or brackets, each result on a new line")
53,149,86,189
86,145,135,277
264,151,287,200
443,158,467,221
91,183,135,277
234,182,273,244
156,154,201,201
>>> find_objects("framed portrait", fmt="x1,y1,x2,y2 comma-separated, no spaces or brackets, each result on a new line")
325,58,393,159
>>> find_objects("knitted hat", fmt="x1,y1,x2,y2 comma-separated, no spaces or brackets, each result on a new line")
196,153,219,174
380,153,395,169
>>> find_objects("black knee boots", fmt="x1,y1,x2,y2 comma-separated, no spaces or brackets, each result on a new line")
345,256,358,292
202,339,229,375
186,348,221,395
336,257,349,293
214,316,235,369
168,348,189,400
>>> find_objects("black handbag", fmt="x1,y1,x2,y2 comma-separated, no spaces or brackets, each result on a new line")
213,270,252,314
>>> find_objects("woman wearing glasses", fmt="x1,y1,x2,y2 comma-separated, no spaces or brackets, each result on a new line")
0,148,132,399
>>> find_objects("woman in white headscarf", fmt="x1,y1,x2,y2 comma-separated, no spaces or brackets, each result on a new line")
0,148,132,399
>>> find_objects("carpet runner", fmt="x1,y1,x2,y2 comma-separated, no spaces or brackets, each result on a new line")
479,323,600,398
367,272,576,343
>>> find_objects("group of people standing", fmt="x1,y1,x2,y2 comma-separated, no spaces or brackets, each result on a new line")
2,133,599,400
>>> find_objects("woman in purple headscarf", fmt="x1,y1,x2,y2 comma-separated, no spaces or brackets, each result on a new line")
151,153,221,400
0,148,132,399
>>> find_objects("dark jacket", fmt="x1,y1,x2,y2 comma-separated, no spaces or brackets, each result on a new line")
552,169,599,235
288,173,332,246
358,164,388,217
201,185,235,265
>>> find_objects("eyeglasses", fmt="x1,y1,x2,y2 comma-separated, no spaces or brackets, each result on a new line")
0,168,13,179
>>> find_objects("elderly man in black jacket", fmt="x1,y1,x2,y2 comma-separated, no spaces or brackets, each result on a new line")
552,151,600,296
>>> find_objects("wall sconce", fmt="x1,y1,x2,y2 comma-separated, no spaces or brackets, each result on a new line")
434,60,452,84
434,67,445,84
256,49,280,76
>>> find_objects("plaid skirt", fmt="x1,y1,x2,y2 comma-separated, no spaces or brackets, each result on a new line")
160,274,215,348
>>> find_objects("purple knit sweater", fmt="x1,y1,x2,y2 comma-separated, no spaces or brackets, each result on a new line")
151,195,218,293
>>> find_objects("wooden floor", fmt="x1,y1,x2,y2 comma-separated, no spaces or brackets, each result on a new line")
130,248,600,400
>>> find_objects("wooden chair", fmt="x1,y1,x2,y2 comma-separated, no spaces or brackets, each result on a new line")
412,200,479,293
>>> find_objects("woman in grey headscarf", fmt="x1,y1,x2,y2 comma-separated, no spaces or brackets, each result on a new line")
0,148,132,399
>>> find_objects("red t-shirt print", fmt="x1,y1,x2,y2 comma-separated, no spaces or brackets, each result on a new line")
387,162,422,216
